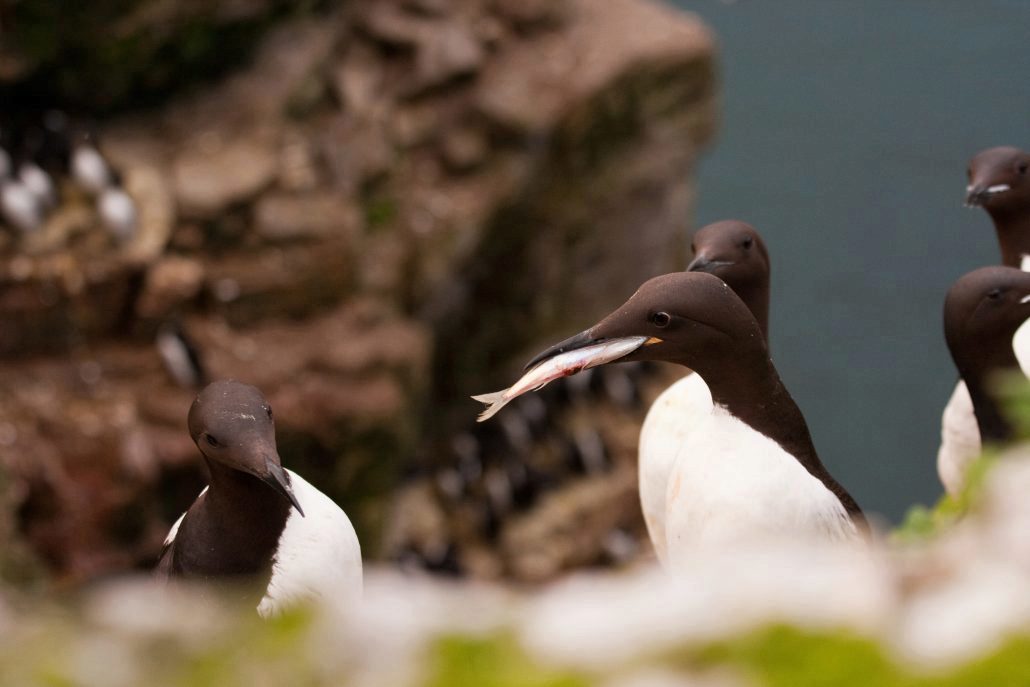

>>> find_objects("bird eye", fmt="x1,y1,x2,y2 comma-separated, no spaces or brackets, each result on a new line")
741,236,753,249
650,311,671,328
205,434,220,447
987,288,1003,301
266,406,273,419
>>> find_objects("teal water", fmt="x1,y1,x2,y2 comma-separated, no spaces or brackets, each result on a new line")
670,0,1030,521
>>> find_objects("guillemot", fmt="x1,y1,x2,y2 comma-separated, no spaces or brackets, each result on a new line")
70,135,112,195
965,146,1030,269
939,146,1030,494
156,320,208,389
523,272,863,563
69,131,138,240
0,167,43,232
97,182,138,241
638,220,770,563
156,380,362,616
942,267,1030,472
17,160,56,212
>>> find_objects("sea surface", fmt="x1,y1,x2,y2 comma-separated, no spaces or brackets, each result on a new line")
670,0,1030,520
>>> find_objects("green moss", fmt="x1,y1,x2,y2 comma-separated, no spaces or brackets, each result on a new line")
285,73,332,120
691,625,904,687
681,625,1030,687
995,372,1030,441
894,375,1030,543
6,606,1030,686
944,636,1030,687
157,605,320,687
427,634,588,687
364,196,399,232
3,0,321,113
893,451,995,543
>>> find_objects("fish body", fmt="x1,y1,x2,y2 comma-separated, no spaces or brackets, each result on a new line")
473,337,648,421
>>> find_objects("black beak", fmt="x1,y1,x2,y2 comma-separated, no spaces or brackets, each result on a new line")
262,460,305,516
523,330,598,371
965,185,987,207
686,255,733,273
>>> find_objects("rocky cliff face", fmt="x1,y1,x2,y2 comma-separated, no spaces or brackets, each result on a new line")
0,0,716,584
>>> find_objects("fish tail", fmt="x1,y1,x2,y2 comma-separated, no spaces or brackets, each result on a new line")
471,390,509,422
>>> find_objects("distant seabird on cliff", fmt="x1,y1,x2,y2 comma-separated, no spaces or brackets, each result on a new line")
0,166,43,232
70,137,112,195
156,320,208,389
17,161,57,211
638,220,770,563
97,183,138,241
156,380,362,617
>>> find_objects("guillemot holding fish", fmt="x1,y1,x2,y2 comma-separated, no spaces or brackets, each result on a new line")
475,272,863,563
638,220,771,563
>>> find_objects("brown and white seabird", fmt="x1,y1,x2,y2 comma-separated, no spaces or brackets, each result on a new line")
513,272,864,564
156,380,362,616
939,146,1030,494
965,146,1030,269
638,220,771,564
943,267,1030,465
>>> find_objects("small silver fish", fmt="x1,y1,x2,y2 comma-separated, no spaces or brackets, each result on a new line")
472,336,649,422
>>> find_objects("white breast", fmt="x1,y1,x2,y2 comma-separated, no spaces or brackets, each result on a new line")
18,163,55,209
1,180,42,231
1013,315,1030,378
938,316,1030,496
71,146,111,194
664,406,858,571
257,469,363,618
163,474,362,616
937,381,981,496
97,187,137,240
637,372,711,563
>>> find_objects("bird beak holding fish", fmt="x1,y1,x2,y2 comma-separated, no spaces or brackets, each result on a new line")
472,324,663,422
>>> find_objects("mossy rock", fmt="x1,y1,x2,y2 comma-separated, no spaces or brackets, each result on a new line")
2,0,326,113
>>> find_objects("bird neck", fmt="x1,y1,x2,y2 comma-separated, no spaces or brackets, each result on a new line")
167,457,292,583
737,281,771,342
204,458,291,524
700,353,864,519
991,209,1030,268
958,349,1019,446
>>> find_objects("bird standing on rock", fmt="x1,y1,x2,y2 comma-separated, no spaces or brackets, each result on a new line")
156,380,362,617
639,220,771,564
